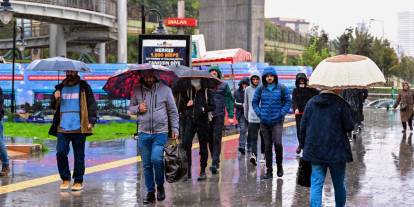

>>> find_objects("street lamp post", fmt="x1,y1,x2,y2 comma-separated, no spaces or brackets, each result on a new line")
1,0,25,114
140,6,167,35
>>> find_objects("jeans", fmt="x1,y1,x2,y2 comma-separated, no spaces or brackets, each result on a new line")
208,116,224,167
182,117,209,173
0,121,9,166
260,122,284,173
310,163,347,207
138,132,168,193
237,116,248,150
56,133,86,183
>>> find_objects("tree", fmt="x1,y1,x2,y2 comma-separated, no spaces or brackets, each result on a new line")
300,38,330,69
265,49,285,65
335,28,353,54
349,28,373,57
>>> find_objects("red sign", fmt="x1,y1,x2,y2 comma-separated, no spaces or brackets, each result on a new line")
0,75,24,81
28,75,65,81
83,75,111,81
165,18,198,27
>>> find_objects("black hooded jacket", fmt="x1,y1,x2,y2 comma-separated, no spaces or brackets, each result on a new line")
234,77,250,119
292,73,319,113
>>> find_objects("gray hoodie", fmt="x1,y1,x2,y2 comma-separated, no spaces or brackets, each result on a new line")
129,82,179,135
244,70,261,123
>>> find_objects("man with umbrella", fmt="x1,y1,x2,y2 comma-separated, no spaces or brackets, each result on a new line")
49,70,97,191
175,76,215,181
129,69,179,204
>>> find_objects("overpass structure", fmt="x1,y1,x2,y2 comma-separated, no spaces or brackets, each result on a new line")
0,0,128,63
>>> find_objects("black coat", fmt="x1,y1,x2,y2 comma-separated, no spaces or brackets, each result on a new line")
176,87,215,123
234,77,249,119
49,79,97,137
300,92,354,164
292,87,319,113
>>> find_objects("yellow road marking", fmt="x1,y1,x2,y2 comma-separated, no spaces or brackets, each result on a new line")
0,122,296,195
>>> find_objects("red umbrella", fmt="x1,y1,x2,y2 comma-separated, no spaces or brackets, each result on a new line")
103,64,177,99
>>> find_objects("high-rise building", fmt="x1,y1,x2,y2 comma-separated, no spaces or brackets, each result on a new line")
398,11,414,57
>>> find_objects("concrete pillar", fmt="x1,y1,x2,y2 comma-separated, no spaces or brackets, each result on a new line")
49,24,57,57
177,0,185,35
99,43,106,63
117,0,127,63
56,25,67,57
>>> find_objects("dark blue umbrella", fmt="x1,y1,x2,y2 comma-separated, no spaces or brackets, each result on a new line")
26,57,91,72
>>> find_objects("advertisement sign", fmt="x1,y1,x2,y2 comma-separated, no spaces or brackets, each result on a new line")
138,35,191,67
191,34,207,59
165,18,198,27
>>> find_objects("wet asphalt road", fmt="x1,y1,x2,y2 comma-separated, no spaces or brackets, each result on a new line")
0,108,413,206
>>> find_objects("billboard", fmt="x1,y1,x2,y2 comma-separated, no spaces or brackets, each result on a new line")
138,35,191,67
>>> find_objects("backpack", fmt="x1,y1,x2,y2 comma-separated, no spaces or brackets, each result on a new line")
257,84,287,104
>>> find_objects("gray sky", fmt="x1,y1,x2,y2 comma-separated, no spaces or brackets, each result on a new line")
265,0,414,45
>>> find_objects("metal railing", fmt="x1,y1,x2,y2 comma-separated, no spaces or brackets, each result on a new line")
15,0,117,16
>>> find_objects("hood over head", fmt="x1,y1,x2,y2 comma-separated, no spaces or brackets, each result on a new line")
261,67,278,86
249,70,261,86
238,77,250,88
295,73,308,87
208,66,223,79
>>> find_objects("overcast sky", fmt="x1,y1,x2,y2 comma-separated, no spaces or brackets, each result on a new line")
265,0,414,45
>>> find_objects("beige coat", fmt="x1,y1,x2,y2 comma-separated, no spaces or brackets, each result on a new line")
394,89,414,122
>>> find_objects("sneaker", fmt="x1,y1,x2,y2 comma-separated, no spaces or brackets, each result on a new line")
277,164,284,177
143,192,156,204
260,154,265,163
197,172,207,181
261,172,273,180
209,165,218,175
238,147,246,155
71,182,83,191
0,165,10,177
157,186,166,201
59,180,70,190
250,154,257,166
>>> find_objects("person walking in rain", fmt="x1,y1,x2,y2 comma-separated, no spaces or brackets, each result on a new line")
342,89,367,137
129,70,179,204
208,66,234,174
299,89,354,207
244,71,265,165
234,77,249,155
292,73,319,154
393,81,414,133
252,67,291,179
49,70,97,191
176,78,215,181
0,87,9,176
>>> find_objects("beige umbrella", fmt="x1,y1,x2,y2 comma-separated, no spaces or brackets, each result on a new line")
309,54,386,89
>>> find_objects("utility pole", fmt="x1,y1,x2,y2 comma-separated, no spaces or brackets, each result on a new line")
177,0,185,34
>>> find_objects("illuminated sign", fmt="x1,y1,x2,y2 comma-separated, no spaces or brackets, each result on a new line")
165,18,198,27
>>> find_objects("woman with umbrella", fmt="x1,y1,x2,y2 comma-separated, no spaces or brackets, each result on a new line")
171,66,219,181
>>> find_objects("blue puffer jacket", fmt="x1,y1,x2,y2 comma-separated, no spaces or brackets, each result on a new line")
299,91,354,164
252,67,291,125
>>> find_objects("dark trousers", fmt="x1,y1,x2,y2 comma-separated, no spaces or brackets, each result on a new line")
247,123,265,156
56,133,86,183
208,116,224,167
260,122,284,173
402,115,413,130
295,114,302,143
182,117,209,174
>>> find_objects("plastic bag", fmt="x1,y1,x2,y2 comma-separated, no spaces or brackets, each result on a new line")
296,157,312,187
164,139,188,183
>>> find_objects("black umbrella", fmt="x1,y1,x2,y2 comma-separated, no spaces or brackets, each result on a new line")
168,65,222,92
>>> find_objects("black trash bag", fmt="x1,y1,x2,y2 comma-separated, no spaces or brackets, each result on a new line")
297,157,312,187
164,139,188,183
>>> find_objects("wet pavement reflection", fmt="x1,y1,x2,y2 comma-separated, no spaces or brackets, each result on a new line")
0,108,413,206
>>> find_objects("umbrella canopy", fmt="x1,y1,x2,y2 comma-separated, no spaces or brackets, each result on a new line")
309,54,386,89
103,63,177,99
168,65,222,91
26,57,91,72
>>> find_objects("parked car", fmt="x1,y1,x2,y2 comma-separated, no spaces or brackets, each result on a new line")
366,99,396,109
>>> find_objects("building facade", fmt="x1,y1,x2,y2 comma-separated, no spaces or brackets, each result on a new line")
398,11,414,57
